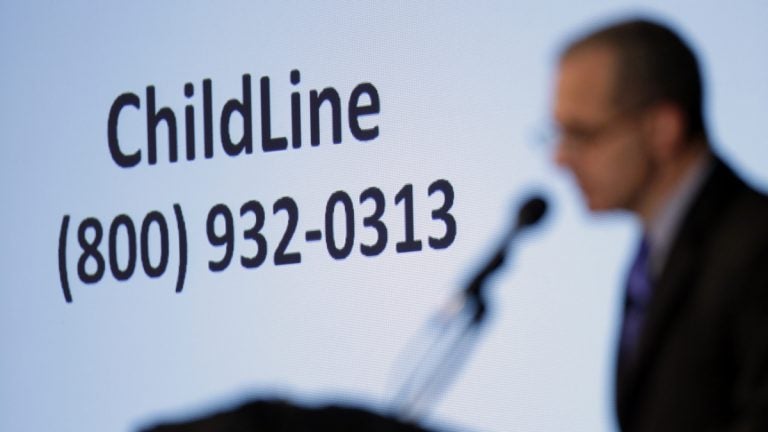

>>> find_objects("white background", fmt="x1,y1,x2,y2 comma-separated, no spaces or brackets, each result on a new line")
1,1,767,431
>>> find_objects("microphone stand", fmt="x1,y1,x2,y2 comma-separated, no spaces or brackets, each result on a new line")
390,197,546,421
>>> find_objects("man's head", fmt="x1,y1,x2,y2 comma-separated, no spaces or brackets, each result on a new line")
553,18,708,217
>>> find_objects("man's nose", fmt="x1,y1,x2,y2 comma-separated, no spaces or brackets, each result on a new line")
553,139,571,169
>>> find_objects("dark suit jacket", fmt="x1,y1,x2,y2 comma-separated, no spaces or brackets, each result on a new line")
617,158,768,431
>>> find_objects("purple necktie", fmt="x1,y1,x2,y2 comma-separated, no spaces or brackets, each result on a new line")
620,237,652,366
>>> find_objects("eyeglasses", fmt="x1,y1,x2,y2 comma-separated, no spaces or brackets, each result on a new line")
542,109,644,152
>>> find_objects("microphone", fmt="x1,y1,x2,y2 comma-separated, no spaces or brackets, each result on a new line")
465,195,548,299
516,195,548,230
391,194,549,420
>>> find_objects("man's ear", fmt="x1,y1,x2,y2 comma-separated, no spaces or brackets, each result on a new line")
645,102,686,161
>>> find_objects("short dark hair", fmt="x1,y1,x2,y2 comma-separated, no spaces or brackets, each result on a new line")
562,18,707,141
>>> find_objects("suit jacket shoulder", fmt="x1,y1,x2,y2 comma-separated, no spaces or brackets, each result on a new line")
618,157,768,432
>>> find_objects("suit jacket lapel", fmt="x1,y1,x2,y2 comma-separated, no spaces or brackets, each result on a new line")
618,232,698,417
616,158,741,424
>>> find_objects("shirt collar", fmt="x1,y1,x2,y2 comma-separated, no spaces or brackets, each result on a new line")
645,151,714,277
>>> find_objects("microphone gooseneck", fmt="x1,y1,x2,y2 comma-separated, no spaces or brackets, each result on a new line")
392,194,549,421
464,195,548,299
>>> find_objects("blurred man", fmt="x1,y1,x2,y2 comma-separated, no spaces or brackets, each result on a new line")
553,18,768,431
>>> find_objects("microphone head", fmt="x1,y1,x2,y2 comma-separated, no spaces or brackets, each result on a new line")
516,196,548,230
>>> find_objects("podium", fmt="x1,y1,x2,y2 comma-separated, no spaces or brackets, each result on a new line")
144,400,433,432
